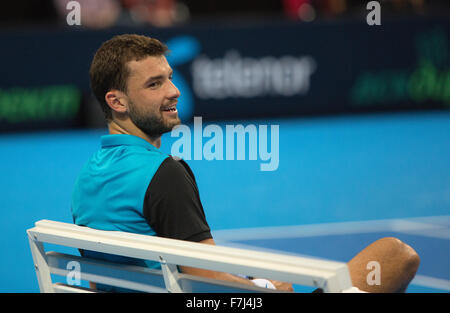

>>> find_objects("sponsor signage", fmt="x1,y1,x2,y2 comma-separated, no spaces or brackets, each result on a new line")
0,17,448,132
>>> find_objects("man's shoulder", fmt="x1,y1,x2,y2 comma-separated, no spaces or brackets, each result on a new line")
96,143,169,168
77,145,171,186
157,156,195,179
148,156,198,188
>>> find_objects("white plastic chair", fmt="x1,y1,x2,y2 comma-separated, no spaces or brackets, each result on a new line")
27,219,354,293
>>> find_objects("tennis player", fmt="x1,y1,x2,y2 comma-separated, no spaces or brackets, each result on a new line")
71,34,420,293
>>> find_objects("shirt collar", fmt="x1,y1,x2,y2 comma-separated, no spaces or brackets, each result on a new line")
101,134,159,151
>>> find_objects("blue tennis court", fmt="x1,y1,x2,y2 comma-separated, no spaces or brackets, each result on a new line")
1,110,449,292
212,216,450,292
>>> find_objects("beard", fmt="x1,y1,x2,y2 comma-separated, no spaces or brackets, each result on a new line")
128,100,181,139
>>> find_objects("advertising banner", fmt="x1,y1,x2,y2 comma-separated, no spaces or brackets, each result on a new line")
0,17,448,132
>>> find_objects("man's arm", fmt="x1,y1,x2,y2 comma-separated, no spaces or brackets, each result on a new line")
144,158,292,291
180,238,293,291
178,238,254,286
87,238,292,291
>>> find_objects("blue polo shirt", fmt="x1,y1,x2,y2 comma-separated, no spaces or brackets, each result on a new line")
71,135,169,273
72,134,168,235
71,134,212,292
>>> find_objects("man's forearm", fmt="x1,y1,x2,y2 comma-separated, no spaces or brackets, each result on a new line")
179,265,255,286
180,238,254,285
179,237,293,291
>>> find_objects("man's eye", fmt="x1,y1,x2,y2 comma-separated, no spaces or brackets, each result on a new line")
148,81,160,88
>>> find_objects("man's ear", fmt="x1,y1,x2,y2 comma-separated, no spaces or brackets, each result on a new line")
105,90,128,114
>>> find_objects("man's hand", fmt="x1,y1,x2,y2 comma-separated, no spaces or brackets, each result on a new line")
268,279,294,292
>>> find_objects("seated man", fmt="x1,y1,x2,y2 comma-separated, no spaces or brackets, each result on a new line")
71,34,420,292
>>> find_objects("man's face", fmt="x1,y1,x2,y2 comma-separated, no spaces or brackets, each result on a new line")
124,55,181,138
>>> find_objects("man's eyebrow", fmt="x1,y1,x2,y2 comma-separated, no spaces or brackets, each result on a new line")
143,69,173,86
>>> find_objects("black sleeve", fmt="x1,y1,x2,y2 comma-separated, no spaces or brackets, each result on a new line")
143,156,212,242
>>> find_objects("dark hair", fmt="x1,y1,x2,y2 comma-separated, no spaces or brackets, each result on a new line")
89,34,168,121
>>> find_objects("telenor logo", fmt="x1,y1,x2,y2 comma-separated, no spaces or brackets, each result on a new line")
165,36,201,122
165,35,318,122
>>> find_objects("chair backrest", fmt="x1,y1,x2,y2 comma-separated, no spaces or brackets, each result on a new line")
27,219,353,293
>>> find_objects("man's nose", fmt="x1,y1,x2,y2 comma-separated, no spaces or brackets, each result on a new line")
167,79,180,99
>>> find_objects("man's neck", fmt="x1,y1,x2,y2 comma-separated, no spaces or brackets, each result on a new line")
108,120,162,148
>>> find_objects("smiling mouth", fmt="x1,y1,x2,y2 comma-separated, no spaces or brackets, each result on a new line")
161,103,178,115
161,103,177,112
